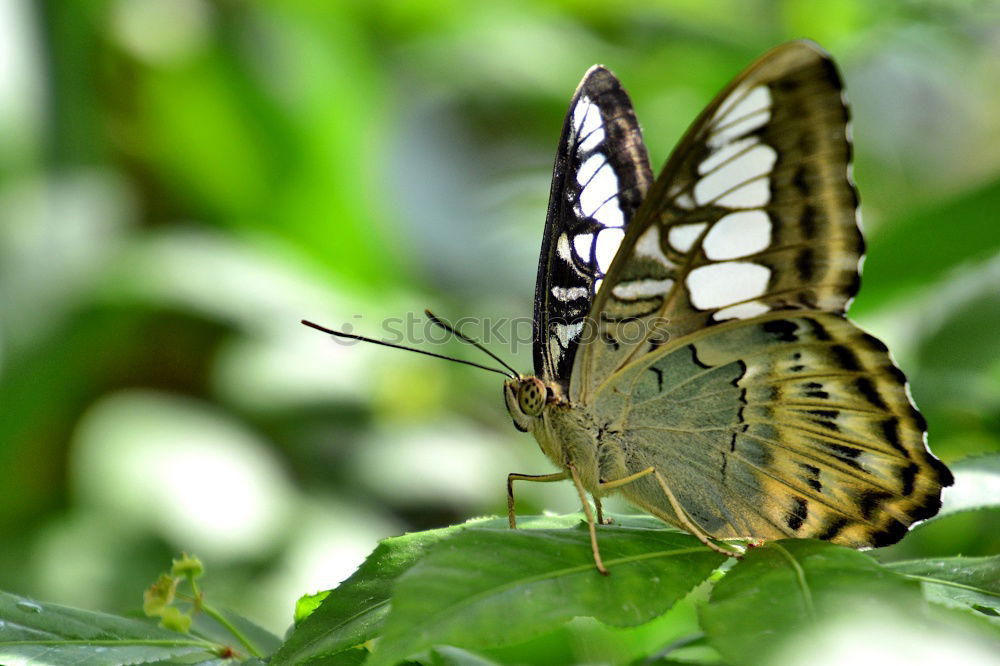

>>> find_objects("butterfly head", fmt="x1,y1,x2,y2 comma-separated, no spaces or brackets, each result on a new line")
504,375,552,432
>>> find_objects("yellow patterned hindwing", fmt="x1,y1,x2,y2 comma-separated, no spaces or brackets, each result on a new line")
590,313,952,547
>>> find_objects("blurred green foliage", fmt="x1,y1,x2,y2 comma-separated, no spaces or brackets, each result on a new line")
1,0,998,636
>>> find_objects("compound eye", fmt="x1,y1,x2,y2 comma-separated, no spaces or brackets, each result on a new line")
517,378,546,416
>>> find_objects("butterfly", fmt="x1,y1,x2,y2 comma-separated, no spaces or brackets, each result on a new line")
499,40,953,573
304,40,953,575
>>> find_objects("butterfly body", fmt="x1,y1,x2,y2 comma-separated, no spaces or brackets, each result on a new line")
505,41,952,556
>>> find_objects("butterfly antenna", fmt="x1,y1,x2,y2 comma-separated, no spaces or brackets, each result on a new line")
424,309,521,378
301,320,515,379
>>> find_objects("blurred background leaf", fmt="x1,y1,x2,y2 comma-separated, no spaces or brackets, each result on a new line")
0,0,998,638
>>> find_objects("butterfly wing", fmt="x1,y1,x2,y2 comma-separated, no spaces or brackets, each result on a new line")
594,312,952,546
573,41,864,400
574,41,951,546
533,66,653,389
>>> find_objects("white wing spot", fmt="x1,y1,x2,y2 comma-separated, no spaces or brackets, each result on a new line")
578,155,623,226
556,233,573,262
574,97,604,153
551,286,589,301
703,210,772,260
712,83,749,122
594,278,604,294
594,204,625,228
695,144,777,206
686,261,771,310
580,127,605,153
715,177,771,208
555,321,584,348
713,85,771,124
699,137,758,175
595,227,625,272
709,86,772,148
612,278,675,301
577,153,605,185
635,226,675,268
547,339,563,364
675,191,696,210
713,300,771,321
725,86,771,121
709,112,769,147
668,222,707,253
573,233,594,261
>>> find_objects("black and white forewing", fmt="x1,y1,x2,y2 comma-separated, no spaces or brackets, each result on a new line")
574,41,863,401
533,66,653,388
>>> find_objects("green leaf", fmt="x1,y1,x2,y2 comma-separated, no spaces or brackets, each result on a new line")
876,506,1000,561
480,587,717,666
366,522,727,666
632,633,723,665
293,590,330,624
700,540,922,666
190,608,282,657
889,555,1000,623
0,590,224,665
271,521,477,665
296,647,370,665
273,513,681,665
429,646,503,665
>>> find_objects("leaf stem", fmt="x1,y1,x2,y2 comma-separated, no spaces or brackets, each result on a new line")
189,574,202,612
199,602,263,657
0,639,218,648
770,543,816,622
900,573,1000,598
647,632,705,663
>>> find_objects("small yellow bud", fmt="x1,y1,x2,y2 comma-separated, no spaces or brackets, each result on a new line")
143,574,178,617
159,605,193,633
171,553,204,579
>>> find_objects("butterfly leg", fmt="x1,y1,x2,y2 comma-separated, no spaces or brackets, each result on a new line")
568,463,610,576
595,497,608,525
596,466,660,524
651,469,741,557
599,466,656,490
506,471,568,529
